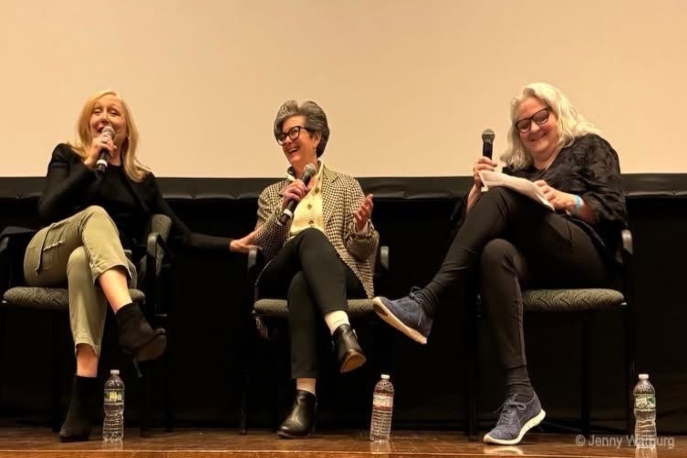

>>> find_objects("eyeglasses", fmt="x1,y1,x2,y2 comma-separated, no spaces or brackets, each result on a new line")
514,108,550,133
276,125,312,145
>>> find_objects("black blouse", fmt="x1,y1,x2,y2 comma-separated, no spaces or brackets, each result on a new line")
37,144,232,258
503,134,628,262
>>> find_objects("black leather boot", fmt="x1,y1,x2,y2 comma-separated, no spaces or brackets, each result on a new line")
59,376,99,442
332,323,366,373
115,303,166,362
277,390,317,438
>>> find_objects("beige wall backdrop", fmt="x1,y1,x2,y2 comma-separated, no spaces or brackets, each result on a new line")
1,0,685,178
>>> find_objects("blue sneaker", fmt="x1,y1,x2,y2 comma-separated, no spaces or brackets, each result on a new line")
373,287,433,344
483,393,546,445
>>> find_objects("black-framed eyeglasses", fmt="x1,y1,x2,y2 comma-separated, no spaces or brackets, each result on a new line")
276,125,311,145
514,108,550,133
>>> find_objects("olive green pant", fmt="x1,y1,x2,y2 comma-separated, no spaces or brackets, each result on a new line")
23,206,136,356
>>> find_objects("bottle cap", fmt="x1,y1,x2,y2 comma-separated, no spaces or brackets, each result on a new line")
381,374,390,380
639,373,648,380
111,369,120,375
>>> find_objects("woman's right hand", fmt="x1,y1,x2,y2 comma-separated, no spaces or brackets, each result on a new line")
472,156,498,189
84,132,116,170
281,179,308,210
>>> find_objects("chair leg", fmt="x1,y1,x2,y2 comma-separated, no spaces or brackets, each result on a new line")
0,306,5,423
138,362,153,438
624,305,636,435
269,333,280,432
50,315,61,433
163,350,173,432
580,314,591,438
466,299,480,441
239,324,252,435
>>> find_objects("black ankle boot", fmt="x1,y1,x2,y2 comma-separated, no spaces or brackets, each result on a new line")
115,303,166,362
59,376,99,442
277,390,317,439
332,324,366,373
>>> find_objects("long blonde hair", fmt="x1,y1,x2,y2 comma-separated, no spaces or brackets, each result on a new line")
501,82,601,169
69,89,150,182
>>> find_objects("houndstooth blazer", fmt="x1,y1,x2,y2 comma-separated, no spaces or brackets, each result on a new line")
253,164,379,298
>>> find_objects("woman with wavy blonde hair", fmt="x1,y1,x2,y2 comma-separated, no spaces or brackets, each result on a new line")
23,89,250,442
374,82,627,445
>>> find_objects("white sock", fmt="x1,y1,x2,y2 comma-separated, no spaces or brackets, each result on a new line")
324,310,350,335
296,378,316,395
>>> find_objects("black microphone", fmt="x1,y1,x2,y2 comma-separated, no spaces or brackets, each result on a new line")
96,126,116,174
277,163,317,226
482,128,495,159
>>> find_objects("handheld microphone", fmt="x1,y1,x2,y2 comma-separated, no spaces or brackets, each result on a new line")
96,126,116,174
482,128,495,160
277,163,317,226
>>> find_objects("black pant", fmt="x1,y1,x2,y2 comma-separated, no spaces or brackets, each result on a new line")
424,187,609,371
257,229,366,379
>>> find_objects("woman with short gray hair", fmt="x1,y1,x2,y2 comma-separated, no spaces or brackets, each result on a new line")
247,99,379,438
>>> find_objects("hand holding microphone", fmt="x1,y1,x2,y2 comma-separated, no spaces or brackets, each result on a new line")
473,128,497,190
278,163,317,226
85,126,116,172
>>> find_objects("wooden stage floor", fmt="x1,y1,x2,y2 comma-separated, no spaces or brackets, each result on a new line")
0,428,682,458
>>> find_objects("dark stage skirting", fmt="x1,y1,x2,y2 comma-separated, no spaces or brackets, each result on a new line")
0,174,686,434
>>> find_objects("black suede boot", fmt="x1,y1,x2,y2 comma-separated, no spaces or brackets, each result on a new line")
332,324,366,373
59,376,99,442
277,390,317,439
115,303,166,362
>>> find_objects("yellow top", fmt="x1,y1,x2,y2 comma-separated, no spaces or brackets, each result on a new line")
289,162,325,238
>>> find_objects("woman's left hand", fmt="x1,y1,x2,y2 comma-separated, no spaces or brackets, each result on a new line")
229,230,259,254
534,180,575,212
353,194,374,232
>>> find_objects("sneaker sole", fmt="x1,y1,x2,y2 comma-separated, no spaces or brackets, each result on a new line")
483,408,546,445
372,297,427,345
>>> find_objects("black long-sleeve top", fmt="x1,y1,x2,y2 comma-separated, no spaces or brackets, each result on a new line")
37,143,231,257
503,134,628,263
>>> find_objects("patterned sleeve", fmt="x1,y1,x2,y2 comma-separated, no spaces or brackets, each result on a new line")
343,177,379,261
253,184,290,260
581,136,628,227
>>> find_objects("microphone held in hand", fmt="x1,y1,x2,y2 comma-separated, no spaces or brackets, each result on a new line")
482,128,495,160
277,163,318,227
96,126,116,174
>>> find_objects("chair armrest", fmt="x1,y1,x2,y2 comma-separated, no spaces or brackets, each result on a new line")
378,246,389,273
247,247,265,295
142,231,173,317
374,245,390,296
621,229,633,260
0,236,9,295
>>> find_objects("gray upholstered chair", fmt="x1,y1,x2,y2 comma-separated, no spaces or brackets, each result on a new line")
466,229,636,440
0,214,174,436
239,244,391,434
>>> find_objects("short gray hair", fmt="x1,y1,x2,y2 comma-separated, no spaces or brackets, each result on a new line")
501,82,601,169
273,100,330,157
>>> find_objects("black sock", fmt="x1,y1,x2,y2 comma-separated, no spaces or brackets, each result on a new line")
505,366,533,401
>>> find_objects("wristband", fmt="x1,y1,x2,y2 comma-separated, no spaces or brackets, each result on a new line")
568,195,582,216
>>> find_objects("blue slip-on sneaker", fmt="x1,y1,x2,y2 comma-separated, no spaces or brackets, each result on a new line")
372,287,433,344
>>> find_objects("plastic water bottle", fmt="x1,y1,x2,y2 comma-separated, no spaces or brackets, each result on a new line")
633,373,656,448
102,369,125,441
370,374,394,442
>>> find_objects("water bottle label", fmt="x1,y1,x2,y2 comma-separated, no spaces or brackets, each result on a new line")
373,393,393,409
105,391,123,403
634,394,656,410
